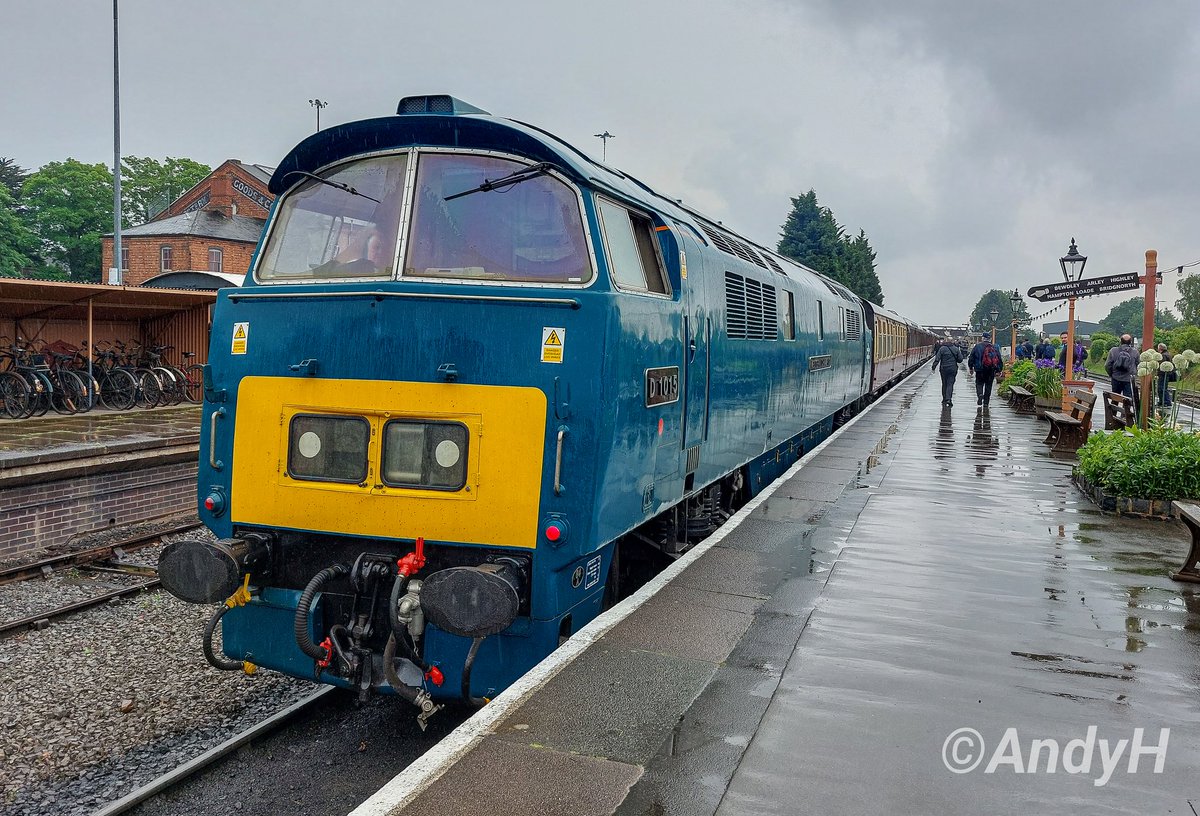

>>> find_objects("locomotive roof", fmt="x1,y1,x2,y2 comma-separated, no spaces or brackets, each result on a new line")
269,96,861,306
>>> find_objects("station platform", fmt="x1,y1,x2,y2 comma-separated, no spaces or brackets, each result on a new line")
0,405,199,559
354,369,1199,815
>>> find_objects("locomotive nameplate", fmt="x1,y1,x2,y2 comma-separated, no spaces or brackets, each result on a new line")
645,366,680,407
809,354,832,372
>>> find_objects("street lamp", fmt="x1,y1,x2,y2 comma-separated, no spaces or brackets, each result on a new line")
1009,288,1022,367
989,306,999,344
308,98,327,132
1058,238,1089,409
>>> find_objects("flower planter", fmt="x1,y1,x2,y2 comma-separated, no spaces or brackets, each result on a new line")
1073,472,1175,520
1034,396,1060,418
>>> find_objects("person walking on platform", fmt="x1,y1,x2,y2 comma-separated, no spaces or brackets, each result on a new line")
1035,337,1054,361
1105,334,1140,414
1022,338,1035,361
1156,342,1177,412
968,332,1002,408
931,339,964,407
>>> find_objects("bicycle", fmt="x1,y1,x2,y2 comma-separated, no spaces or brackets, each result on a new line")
88,341,139,411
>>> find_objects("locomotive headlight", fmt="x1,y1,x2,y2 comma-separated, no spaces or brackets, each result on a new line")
382,420,468,490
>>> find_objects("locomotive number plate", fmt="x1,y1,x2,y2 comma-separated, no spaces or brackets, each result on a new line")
645,366,680,407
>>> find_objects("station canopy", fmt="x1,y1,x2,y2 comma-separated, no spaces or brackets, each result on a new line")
0,279,216,322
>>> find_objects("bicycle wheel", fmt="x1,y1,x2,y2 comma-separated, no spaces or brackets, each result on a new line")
154,366,184,405
52,370,87,415
76,372,101,412
184,364,205,403
26,373,50,417
0,372,30,419
135,368,163,408
100,369,138,411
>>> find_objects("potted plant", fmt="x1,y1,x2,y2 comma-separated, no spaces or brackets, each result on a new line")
1031,360,1063,417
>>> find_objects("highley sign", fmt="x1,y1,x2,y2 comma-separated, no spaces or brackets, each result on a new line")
1026,272,1142,302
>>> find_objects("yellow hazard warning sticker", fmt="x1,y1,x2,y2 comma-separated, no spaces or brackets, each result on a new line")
541,327,565,364
680,250,687,280
231,322,249,355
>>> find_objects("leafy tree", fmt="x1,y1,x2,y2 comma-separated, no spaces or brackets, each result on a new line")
22,159,114,282
121,156,211,223
1177,274,1200,325
0,186,41,277
1099,297,1178,336
1167,325,1200,354
777,190,885,304
0,157,27,199
1087,331,1117,366
969,290,1030,347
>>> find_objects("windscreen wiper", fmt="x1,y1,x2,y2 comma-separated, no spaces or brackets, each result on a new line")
281,170,381,203
445,162,554,202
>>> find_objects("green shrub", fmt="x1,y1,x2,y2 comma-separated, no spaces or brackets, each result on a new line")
1088,332,1116,366
1168,325,1200,355
1031,365,1062,399
1077,428,1200,500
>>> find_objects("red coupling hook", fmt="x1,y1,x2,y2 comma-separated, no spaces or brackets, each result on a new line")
316,636,334,670
397,536,427,578
425,666,444,687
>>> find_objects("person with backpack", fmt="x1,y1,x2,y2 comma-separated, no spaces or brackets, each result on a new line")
968,332,1003,408
931,339,964,407
1104,334,1140,414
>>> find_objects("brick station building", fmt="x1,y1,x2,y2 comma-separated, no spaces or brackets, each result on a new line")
101,160,274,288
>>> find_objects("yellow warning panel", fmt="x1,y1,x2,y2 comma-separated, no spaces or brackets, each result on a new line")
231,322,249,355
541,327,565,364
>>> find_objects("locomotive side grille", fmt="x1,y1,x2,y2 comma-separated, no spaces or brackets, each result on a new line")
702,225,734,255
844,308,862,341
725,272,777,340
763,255,785,275
701,224,770,271
725,272,748,338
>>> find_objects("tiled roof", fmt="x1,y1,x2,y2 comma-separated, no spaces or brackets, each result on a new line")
114,210,265,243
237,162,275,186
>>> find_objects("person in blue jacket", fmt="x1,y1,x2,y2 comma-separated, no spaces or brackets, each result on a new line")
931,339,964,407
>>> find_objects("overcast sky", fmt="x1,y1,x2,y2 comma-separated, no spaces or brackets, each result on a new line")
3,0,1198,329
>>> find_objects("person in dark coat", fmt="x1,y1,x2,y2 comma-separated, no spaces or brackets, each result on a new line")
1022,339,1035,361
1156,342,1176,410
968,332,1002,408
931,339,964,407
1105,334,1140,414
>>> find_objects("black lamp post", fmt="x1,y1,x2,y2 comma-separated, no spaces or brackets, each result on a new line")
1009,288,1022,364
1058,239,1088,395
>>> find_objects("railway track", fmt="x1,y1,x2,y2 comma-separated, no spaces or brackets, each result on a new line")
0,518,202,637
91,688,336,816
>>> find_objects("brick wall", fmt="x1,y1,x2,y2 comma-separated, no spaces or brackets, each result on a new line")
0,461,197,560
101,236,258,286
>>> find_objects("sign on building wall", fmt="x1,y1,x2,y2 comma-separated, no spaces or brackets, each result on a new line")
231,177,272,211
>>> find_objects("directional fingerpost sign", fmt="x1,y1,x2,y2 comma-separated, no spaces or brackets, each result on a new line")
1026,272,1141,302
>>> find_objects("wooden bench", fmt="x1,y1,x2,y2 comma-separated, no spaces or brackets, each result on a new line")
1042,390,1096,455
1101,391,1135,430
1006,385,1035,414
1171,502,1200,583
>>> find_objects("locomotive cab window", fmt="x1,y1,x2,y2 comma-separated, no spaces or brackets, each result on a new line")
257,155,408,281
382,420,469,491
406,153,591,284
596,198,669,295
782,291,795,340
287,415,370,483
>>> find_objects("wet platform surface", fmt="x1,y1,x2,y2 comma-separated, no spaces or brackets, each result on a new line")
0,405,200,471
362,370,1199,815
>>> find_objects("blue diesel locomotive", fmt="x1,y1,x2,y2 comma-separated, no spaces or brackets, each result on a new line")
159,95,933,726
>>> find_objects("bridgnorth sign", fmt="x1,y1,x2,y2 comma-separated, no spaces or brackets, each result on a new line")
1026,272,1141,302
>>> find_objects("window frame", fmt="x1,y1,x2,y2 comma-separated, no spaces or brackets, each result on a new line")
380,419,470,492
594,195,672,298
208,247,223,274
782,290,796,341
286,414,371,485
160,245,172,273
119,246,129,271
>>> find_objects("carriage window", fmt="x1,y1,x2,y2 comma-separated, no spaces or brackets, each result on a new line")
596,199,669,295
257,155,408,281
406,153,590,284
287,415,369,483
